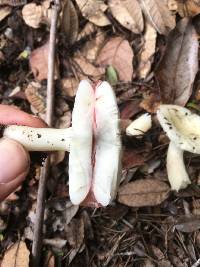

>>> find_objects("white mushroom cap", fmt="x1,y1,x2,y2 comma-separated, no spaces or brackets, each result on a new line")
167,141,191,191
126,113,152,136
68,80,94,205
69,80,121,206
157,104,200,154
92,81,121,206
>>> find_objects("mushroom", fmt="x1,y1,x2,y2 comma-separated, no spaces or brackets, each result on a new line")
3,80,122,207
126,113,152,136
156,104,200,191
4,80,152,206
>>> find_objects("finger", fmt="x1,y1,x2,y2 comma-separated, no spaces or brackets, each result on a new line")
0,170,29,201
0,138,30,200
0,104,47,127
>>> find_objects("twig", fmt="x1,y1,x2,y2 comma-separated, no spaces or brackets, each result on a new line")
31,1,60,266
192,259,200,267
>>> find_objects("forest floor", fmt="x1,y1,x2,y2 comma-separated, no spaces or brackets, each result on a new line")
1,0,200,266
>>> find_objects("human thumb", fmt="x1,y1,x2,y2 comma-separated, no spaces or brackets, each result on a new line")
0,138,30,200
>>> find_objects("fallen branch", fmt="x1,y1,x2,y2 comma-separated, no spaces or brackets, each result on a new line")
31,1,60,266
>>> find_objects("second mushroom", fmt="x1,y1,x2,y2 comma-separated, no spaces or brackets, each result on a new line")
157,104,200,191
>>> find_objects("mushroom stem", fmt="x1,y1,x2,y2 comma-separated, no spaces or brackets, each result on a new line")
3,114,153,153
167,141,191,191
3,125,71,151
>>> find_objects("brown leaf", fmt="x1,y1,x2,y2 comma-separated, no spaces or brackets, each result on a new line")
44,252,55,267
50,151,65,165
122,149,145,169
77,22,96,41
108,0,144,34
61,0,78,44
60,77,79,97
65,218,84,264
139,0,175,35
138,22,157,79
74,55,105,80
0,6,11,22
167,0,178,13
140,92,161,113
178,0,200,17
175,215,200,232
30,41,59,81
22,3,43,28
65,218,84,248
78,25,106,62
75,0,110,26
81,210,94,240
120,99,142,119
97,37,134,82
192,199,200,215
25,81,46,113
155,18,199,106
118,179,170,207
117,87,138,104
1,241,30,267
0,0,26,5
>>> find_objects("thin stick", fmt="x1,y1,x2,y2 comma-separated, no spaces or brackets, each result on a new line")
31,1,60,266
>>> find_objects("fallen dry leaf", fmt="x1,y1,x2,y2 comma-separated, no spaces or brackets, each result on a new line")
155,18,198,106
167,0,178,12
77,22,96,41
118,179,170,207
22,3,43,28
175,215,200,233
60,77,79,97
81,210,94,240
192,199,200,215
50,151,65,165
122,149,145,169
141,259,155,267
120,99,142,119
65,218,84,247
25,81,46,113
117,87,138,104
139,0,176,35
177,0,200,17
61,0,78,44
97,37,134,82
56,110,71,128
138,22,157,79
44,252,55,267
140,92,161,113
108,0,144,34
78,24,106,62
0,0,26,5
1,241,30,267
0,6,11,22
65,218,84,264
75,0,110,26
30,41,59,81
74,55,105,80
63,202,79,225
22,1,51,28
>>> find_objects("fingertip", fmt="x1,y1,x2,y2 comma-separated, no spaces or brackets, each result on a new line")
0,171,28,201
0,138,30,184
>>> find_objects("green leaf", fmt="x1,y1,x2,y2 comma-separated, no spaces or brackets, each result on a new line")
106,65,118,85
